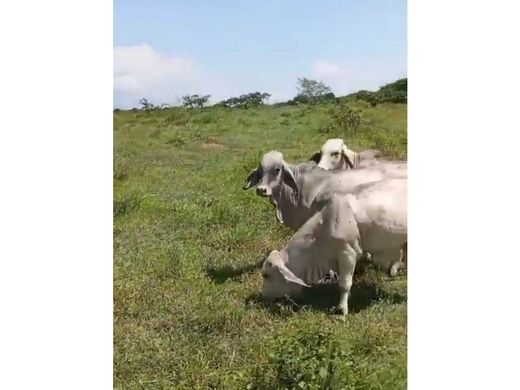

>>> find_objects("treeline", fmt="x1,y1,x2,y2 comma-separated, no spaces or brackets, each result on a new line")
179,92,271,109
215,92,271,109
344,78,407,106
126,77,407,111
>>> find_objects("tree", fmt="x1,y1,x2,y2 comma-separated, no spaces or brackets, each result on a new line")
139,98,155,111
322,92,337,102
182,94,211,108
219,92,271,109
292,94,311,105
296,78,332,103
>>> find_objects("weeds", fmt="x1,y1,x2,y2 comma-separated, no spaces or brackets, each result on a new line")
330,103,363,132
165,133,186,146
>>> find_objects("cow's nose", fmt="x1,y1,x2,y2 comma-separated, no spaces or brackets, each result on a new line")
256,187,267,195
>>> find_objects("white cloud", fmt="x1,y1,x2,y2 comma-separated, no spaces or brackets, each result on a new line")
113,44,295,108
114,44,196,90
114,44,201,107
312,60,349,95
113,44,255,108
314,60,348,80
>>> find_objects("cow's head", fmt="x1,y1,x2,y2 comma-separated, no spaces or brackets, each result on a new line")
260,249,309,300
310,138,355,170
243,151,298,197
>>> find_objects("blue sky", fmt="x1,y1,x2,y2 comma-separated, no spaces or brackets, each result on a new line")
114,0,406,108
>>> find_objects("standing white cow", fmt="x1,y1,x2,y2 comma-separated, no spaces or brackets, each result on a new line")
261,178,407,316
244,150,407,232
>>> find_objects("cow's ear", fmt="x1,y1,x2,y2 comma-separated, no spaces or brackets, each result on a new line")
278,265,309,287
243,167,262,189
341,144,355,169
281,162,298,194
309,151,321,164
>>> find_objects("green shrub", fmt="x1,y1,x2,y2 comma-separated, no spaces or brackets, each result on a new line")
192,130,204,141
162,110,191,126
317,123,336,135
330,103,363,131
182,94,211,108
193,112,218,124
249,329,349,389
293,94,311,105
165,133,186,146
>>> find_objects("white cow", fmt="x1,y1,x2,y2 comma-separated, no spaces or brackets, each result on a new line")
244,150,407,232
312,138,406,172
261,178,407,316
310,138,363,169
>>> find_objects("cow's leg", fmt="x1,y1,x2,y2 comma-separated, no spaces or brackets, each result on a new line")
389,243,407,277
336,243,358,316
389,262,400,277
399,242,407,270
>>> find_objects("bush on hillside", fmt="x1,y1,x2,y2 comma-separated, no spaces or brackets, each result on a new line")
321,92,338,102
182,94,211,109
286,91,336,106
379,78,407,93
346,78,407,106
218,92,271,109
330,103,363,131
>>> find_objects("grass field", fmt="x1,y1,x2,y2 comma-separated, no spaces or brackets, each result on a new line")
114,101,407,389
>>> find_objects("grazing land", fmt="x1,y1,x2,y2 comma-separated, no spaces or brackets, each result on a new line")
114,99,407,389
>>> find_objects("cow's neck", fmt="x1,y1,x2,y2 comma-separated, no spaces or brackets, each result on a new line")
282,210,338,285
286,244,339,286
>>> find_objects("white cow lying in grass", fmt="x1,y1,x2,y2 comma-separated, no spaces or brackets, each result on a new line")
261,178,407,316
244,151,407,232
312,138,406,172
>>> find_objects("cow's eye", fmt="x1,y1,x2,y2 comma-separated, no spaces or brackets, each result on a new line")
331,152,340,157
274,167,281,173
262,272,270,279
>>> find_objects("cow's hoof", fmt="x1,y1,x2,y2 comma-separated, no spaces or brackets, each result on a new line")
332,311,346,322
388,265,399,278
334,306,348,316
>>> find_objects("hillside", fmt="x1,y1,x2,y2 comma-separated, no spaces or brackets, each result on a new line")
114,101,407,388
